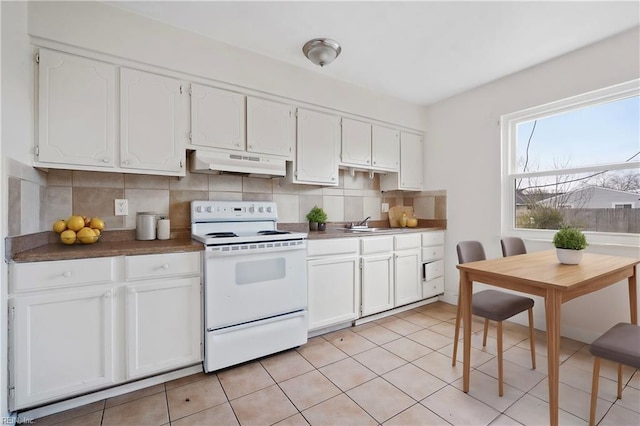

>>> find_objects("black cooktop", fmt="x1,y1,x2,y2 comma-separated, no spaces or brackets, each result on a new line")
257,230,291,236
205,232,239,238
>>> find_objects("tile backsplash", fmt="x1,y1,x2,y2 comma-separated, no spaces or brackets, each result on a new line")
7,159,446,236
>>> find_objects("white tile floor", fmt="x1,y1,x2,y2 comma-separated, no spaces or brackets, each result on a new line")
33,301,640,425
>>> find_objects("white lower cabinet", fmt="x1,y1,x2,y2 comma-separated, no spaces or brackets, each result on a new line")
11,285,116,408
9,252,202,410
307,239,360,331
421,231,445,299
125,277,201,379
360,236,394,316
394,249,422,306
361,254,394,316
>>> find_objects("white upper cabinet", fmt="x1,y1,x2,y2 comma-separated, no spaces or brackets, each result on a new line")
340,118,371,167
120,68,185,174
190,83,245,151
246,97,294,159
380,131,423,191
293,108,341,186
37,49,116,167
371,125,400,171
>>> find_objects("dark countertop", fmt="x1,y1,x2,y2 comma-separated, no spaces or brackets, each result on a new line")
306,226,445,240
10,238,204,263
7,220,446,263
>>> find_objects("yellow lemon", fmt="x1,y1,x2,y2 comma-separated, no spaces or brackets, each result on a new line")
52,219,67,234
60,229,77,245
77,227,98,244
92,228,101,237
66,215,85,232
89,217,105,231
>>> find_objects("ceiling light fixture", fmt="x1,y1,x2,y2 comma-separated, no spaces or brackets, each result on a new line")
302,38,342,67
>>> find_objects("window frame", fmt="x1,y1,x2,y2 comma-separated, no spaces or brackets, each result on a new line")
500,79,640,247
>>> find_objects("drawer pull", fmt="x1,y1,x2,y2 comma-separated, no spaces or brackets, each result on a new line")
62,271,72,278
162,264,170,270
104,292,112,298
129,288,136,294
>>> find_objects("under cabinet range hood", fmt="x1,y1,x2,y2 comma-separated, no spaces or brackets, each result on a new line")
189,150,286,178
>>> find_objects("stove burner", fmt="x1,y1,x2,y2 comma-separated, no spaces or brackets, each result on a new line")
205,232,238,238
257,230,291,236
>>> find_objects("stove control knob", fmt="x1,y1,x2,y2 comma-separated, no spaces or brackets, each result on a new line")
266,206,273,213
258,206,264,213
196,206,203,213
206,206,213,212
248,206,255,213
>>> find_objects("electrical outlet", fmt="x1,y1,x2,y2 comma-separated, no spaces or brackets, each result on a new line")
381,203,389,213
115,199,128,216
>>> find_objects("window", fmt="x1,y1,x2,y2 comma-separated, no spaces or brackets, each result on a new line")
501,80,640,245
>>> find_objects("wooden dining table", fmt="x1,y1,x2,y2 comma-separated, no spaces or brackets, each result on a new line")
457,249,640,426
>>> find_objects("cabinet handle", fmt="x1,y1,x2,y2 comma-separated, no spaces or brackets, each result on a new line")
62,271,72,278
102,158,109,163
104,292,112,298
123,160,130,165
249,144,254,149
162,264,170,270
128,288,136,294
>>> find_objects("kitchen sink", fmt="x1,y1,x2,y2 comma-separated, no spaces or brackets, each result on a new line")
336,227,411,233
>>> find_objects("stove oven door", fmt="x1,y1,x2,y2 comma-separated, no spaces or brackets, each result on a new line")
204,242,307,330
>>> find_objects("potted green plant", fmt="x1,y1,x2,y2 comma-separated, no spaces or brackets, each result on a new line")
552,226,588,264
306,206,328,231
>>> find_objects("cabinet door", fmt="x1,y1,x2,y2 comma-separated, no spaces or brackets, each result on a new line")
191,84,245,151
399,132,423,190
11,286,116,409
126,277,201,379
120,68,185,174
295,108,340,185
37,49,116,167
371,125,399,171
247,97,294,158
395,249,422,306
341,118,371,167
361,254,394,316
307,256,360,331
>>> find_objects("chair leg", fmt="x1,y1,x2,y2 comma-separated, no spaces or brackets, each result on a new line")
452,292,461,367
528,307,536,370
590,357,601,426
617,364,623,399
497,321,504,397
483,318,489,347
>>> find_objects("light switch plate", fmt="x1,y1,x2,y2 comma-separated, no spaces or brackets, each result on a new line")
381,203,389,213
115,199,128,216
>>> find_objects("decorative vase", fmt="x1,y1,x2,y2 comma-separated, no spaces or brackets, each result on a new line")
556,248,583,265
309,221,318,231
317,222,326,231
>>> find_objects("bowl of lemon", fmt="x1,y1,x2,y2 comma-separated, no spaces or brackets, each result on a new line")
53,215,105,245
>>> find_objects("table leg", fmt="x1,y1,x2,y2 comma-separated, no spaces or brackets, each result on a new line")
629,266,637,325
461,271,472,393
545,289,562,426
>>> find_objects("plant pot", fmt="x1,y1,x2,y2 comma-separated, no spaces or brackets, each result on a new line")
317,222,326,231
556,248,583,265
309,221,318,231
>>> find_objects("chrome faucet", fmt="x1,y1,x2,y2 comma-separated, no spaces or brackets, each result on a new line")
356,216,371,227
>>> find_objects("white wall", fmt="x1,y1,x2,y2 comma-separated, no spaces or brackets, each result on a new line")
27,1,425,133
424,27,640,343
1,0,33,417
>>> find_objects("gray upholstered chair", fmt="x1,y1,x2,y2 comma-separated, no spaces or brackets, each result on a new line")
452,240,536,396
501,236,527,257
588,322,640,426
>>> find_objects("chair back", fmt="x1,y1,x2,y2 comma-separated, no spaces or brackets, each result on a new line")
457,241,486,264
501,237,527,257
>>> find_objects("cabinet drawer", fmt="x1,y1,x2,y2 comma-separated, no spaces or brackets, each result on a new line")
307,238,359,257
394,233,421,251
423,276,444,299
361,236,394,255
422,231,444,247
10,257,115,293
422,246,444,262
125,252,201,281
423,260,444,281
